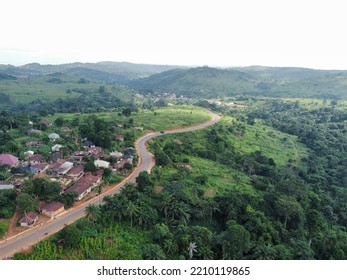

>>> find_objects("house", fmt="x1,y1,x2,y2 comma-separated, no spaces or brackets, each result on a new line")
115,134,125,142
41,201,64,217
116,122,124,128
94,159,110,169
48,160,73,175
0,181,15,190
67,165,85,180
110,151,123,159
121,147,136,155
31,163,49,173
175,162,192,169
27,129,42,135
82,140,95,148
15,165,39,174
40,119,53,126
49,151,63,163
60,126,71,133
0,154,19,167
28,154,45,164
134,127,144,131
48,133,60,141
19,211,39,227
24,150,35,158
65,172,103,200
25,141,44,147
51,144,63,152
87,147,103,160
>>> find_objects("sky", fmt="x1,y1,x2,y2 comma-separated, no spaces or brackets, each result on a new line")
1,0,347,69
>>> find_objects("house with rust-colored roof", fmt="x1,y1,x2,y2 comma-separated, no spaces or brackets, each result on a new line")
0,154,19,166
65,172,102,200
19,211,39,227
41,201,64,217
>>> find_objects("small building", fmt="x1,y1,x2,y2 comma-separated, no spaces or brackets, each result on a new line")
121,147,136,155
60,126,71,133
19,211,39,227
25,141,44,147
67,165,85,180
15,165,39,174
65,172,103,200
110,151,123,159
116,123,124,128
94,159,110,169
24,151,35,157
82,140,95,148
175,162,192,169
0,181,15,190
0,154,19,167
48,133,60,141
27,129,42,135
40,119,53,126
28,154,45,164
87,147,103,160
41,201,64,217
31,163,49,173
115,134,125,142
52,144,63,152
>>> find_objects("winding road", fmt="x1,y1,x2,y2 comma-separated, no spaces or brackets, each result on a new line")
0,110,220,259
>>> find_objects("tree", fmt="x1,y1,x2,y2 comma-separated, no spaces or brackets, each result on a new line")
126,201,140,228
84,161,97,173
58,224,81,249
136,171,153,192
142,244,166,260
218,220,251,259
16,193,37,215
188,242,198,260
85,204,101,224
122,108,132,116
54,117,64,127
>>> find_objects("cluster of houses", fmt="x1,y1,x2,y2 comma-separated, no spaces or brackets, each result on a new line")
0,136,135,228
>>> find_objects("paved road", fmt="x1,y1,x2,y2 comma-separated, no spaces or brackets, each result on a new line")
0,110,220,259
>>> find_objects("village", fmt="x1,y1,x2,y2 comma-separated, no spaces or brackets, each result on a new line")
0,117,137,233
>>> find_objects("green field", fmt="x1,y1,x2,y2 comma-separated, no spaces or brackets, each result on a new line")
221,117,307,166
51,105,211,132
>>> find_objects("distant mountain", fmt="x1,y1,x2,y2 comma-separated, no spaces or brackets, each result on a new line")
0,61,185,82
130,66,347,99
129,66,257,97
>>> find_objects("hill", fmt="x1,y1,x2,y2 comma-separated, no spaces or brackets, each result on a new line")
130,66,347,99
0,61,185,82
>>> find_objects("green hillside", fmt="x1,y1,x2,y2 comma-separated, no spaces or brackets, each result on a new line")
130,66,347,99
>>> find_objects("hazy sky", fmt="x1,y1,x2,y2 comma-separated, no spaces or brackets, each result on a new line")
1,0,347,69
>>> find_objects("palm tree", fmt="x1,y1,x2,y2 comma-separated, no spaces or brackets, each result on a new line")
188,242,198,260
206,198,220,224
85,204,101,224
126,201,140,228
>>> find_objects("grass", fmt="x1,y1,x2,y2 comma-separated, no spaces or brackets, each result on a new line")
0,75,134,107
221,117,307,166
188,156,255,195
51,105,211,132
0,221,9,238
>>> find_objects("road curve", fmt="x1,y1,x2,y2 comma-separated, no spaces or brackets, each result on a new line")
0,110,220,259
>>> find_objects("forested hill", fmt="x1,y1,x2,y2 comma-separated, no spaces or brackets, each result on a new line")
129,66,347,99
0,61,185,82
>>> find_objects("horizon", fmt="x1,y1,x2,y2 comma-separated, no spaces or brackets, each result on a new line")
2,60,347,72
